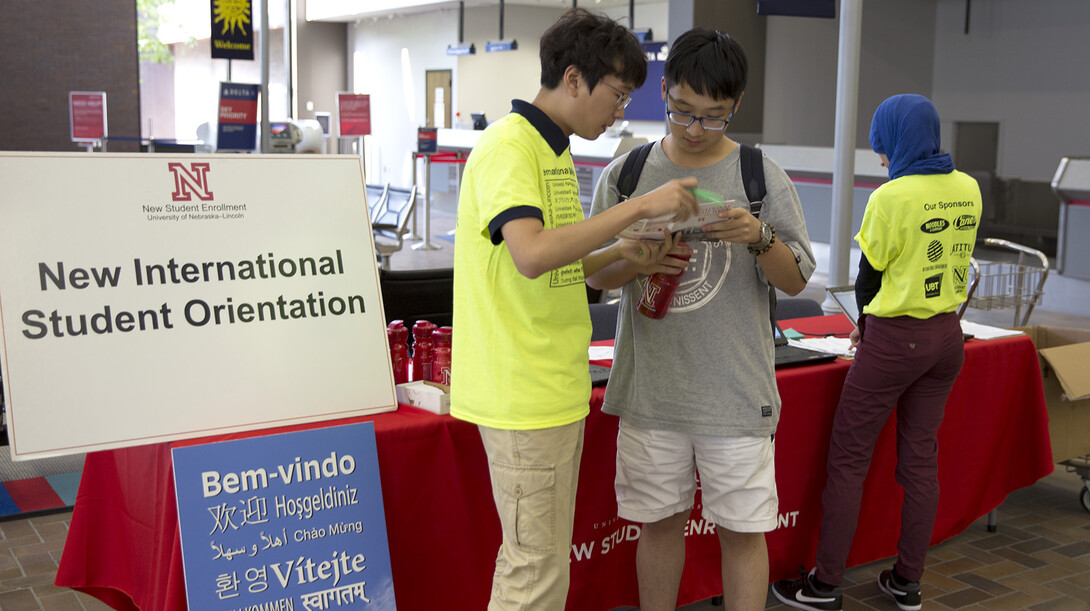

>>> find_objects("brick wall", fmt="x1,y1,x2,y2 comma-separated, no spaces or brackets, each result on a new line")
0,0,141,152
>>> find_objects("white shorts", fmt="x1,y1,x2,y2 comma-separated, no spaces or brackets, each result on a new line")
614,421,779,533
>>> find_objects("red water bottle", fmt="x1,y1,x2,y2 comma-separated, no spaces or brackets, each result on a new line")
637,246,693,319
431,326,453,385
387,320,409,384
411,320,437,381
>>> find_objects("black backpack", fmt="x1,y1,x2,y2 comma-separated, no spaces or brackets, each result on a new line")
614,140,779,319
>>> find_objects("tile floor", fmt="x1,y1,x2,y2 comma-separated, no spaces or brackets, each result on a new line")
0,512,111,610
3,188,1089,610
2,468,1089,610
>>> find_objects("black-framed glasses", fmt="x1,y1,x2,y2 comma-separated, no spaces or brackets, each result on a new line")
600,80,633,110
666,108,735,131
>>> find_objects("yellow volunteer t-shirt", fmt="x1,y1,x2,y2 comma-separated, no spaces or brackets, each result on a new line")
450,104,591,430
856,171,982,318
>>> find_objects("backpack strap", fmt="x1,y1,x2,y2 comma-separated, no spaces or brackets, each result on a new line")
616,141,656,202
619,142,765,209
739,143,767,217
738,144,782,325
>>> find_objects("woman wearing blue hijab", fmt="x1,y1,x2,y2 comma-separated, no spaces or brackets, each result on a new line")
773,95,982,611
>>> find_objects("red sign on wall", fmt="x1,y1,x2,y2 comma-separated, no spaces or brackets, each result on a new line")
69,91,107,142
337,93,372,137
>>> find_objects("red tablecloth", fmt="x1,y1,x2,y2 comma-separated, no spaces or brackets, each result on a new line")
56,315,1053,610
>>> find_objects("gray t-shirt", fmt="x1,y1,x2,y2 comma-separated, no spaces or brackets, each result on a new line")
589,141,816,437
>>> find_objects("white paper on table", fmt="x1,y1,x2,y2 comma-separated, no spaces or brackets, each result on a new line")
960,320,1025,340
589,346,615,361
788,337,855,357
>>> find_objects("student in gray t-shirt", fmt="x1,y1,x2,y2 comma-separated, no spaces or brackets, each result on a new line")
587,29,815,611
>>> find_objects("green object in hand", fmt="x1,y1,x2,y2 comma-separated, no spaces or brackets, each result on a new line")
691,187,725,204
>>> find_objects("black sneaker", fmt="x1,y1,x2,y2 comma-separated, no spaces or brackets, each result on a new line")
877,568,922,611
771,568,843,611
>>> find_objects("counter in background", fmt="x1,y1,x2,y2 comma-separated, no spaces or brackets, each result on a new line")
436,128,648,207
758,144,888,243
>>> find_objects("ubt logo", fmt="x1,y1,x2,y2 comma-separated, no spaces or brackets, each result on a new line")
924,273,943,298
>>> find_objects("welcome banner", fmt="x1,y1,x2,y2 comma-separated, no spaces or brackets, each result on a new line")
211,0,254,60
0,153,396,460
172,422,396,610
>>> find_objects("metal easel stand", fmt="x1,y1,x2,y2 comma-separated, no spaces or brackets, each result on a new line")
339,136,367,178
79,138,104,153
411,151,441,251
356,136,366,183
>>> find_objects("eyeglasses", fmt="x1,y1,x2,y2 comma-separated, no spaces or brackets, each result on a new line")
599,80,633,110
666,108,735,131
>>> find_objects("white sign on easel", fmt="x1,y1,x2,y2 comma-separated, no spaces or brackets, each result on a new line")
0,153,397,460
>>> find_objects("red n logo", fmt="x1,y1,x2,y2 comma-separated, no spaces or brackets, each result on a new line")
167,163,214,201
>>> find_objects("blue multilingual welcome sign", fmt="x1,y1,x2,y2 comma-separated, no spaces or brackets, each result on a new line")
172,421,396,610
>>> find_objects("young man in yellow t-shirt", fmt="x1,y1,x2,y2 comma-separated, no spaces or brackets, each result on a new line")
450,8,701,609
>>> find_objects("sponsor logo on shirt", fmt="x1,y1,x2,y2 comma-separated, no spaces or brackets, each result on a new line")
924,272,943,298
953,265,969,292
926,240,943,262
920,218,950,234
954,214,978,230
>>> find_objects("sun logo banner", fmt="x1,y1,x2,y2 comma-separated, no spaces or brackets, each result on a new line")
211,0,254,60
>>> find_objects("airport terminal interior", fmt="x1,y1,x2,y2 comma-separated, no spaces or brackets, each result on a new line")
3,0,1090,610
2,192,1090,610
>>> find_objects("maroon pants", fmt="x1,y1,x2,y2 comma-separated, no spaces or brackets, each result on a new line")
815,312,964,585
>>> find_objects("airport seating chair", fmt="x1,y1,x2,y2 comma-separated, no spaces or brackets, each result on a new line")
776,297,824,321
372,185,418,270
589,301,620,342
366,182,389,223
377,267,454,331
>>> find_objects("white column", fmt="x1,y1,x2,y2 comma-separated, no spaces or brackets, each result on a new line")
825,0,864,309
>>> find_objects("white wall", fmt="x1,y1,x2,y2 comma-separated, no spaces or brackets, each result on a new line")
454,2,669,124
763,0,936,149
350,9,459,185
762,0,1090,183
931,0,1090,182
456,5,564,127
293,2,346,130
347,3,673,187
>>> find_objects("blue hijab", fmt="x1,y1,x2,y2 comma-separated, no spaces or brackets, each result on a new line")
869,94,955,181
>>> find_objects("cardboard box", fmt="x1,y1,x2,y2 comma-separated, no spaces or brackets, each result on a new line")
1017,326,1090,462
395,380,450,415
